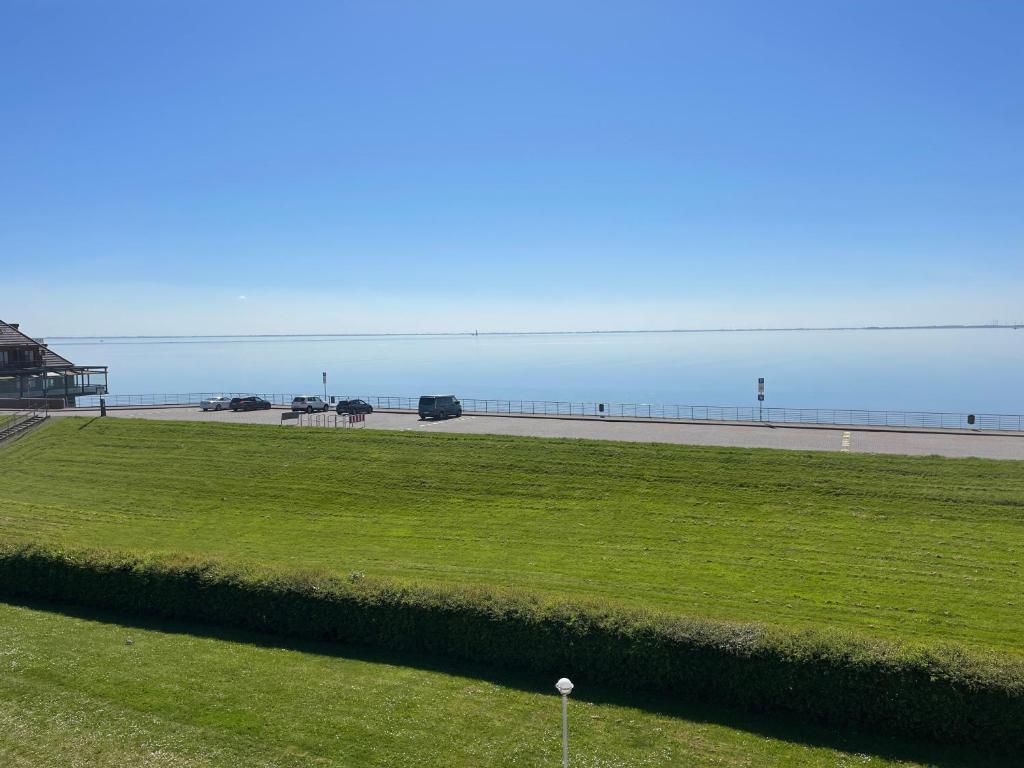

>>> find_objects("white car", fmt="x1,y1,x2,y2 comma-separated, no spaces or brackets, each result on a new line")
201,396,232,411
291,395,330,413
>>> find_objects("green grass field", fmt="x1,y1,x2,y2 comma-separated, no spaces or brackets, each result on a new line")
2,417,1023,652
0,601,986,768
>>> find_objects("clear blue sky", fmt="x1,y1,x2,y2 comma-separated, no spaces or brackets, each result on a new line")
2,1,1022,335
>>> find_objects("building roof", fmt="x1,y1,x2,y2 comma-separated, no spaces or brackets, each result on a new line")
0,320,76,367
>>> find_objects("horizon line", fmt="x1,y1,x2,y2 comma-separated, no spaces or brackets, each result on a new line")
39,322,1024,341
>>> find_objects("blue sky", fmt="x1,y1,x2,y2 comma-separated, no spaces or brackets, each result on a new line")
2,1,1022,335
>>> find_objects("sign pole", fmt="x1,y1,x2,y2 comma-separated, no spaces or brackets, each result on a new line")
757,377,765,421
322,371,327,402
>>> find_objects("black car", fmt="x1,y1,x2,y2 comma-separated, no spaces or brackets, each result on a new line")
336,398,374,415
418,394,462,420
230,396,273,412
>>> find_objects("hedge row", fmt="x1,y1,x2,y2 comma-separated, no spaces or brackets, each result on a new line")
0,542,1021,752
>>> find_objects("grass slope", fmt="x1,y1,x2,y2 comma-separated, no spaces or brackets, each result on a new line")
0,601,979,767
2,417,1023,652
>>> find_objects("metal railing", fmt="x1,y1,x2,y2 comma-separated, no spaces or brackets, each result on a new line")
72,392,1024,432
76,392,299,407
0,407,46,442
283,412,367,429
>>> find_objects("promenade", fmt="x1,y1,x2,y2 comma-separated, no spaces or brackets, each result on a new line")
45,405,1024,460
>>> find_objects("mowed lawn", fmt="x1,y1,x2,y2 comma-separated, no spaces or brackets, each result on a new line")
0,602,979,768
2,417,1024,652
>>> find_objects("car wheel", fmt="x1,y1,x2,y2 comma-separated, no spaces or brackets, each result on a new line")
231,406,238,412
306,406,313,413
438,411,446,420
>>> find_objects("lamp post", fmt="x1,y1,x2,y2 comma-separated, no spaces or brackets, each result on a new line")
555,677,574,767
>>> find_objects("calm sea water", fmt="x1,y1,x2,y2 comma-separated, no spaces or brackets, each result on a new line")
48,329,1024,414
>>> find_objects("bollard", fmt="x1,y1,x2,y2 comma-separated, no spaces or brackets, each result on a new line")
100,397,107,417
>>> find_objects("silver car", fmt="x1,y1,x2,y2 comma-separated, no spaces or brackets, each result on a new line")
200,396,233,411
291,395,330,413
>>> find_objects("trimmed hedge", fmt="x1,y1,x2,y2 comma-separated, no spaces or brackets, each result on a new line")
0,542,1021,751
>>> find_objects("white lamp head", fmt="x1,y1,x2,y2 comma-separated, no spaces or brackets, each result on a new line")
555,677,574,696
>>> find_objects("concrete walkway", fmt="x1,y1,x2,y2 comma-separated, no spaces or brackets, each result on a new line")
37,405,1024,460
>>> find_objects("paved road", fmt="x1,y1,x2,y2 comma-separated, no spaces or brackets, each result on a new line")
42,406,1024,460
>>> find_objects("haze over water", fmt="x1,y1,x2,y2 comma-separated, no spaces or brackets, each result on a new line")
49,328,1024,414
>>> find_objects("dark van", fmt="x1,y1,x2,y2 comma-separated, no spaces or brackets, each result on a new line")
418,395,463,420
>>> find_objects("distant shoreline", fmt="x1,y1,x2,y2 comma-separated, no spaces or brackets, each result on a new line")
43,323,1024,342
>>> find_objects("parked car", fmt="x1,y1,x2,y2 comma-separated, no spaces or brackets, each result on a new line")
291,395,330,413
230,395,272,412
200,396,232,412
418,394,462,420
336,398,373,415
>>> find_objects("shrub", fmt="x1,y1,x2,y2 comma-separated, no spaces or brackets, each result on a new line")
0,542,1021,751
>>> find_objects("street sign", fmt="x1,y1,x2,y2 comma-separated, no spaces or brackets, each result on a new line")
322,371,327,384
757,377,765,404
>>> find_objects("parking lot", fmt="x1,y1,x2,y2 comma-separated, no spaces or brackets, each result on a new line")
43,405,1024,460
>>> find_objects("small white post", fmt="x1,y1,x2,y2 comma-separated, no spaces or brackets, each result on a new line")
555,677,574,767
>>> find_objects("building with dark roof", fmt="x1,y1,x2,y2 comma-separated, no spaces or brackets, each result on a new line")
0,320,108,406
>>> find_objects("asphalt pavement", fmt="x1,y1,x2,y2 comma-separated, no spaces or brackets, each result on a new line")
40,405,1024,460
